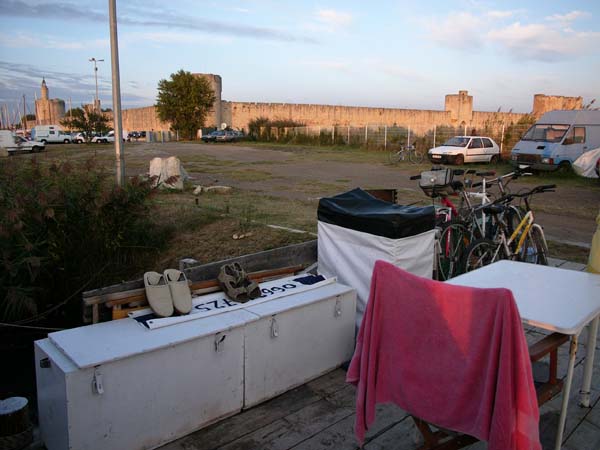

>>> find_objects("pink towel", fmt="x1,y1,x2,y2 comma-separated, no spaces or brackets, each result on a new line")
347,260,540,450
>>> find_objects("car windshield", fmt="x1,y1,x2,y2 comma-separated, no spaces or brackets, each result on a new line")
521,124,570,143
442,137,470,147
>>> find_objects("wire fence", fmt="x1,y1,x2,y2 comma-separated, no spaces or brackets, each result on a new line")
256,123,533,158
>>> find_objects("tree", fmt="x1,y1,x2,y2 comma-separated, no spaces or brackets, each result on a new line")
61,107,109,137
155,70,216,139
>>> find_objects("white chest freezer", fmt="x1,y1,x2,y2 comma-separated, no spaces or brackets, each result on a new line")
242,281,356,408
34,309,256,450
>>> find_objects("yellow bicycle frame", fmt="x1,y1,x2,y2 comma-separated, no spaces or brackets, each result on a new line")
507,210,534,255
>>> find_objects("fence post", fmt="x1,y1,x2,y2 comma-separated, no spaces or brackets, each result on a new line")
500,123,505,155
347,126,350,145
407,126,411,146
433,125,436,148
464,124,467,136
332,126,335,144
365,125,368,145
384,125,387,150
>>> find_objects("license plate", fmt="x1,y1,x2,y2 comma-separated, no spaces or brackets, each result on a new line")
432,155,441,159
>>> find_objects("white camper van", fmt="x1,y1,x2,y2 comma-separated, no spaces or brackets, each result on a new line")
31,125,72,144
511,110,600,171
0,130,46,154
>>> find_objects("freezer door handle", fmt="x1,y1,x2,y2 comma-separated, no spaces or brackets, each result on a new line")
39,357,51,368
270,317,279,339
334,297,342,318
92,369,104,395
215,332,226,352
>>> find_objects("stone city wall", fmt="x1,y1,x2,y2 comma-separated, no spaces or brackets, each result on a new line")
121,106,170,132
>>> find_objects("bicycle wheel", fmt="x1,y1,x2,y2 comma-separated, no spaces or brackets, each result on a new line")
437,221,470,280
388,151,402,165
519,224,548,265
409,150,424,164
463,238,504,273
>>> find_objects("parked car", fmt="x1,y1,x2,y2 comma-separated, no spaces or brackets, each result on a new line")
201,130,223,143
216,130,244,142
31,125,72,144
71,132,88,144
0,130,45,153
428,136,500,165
511,110,600,171
91,130,126,143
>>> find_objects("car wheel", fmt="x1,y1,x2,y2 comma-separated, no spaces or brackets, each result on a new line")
41,139,47,145
454,154,465,166
64,139,70,144
32,146,41,152
102,139,107,143
490,154,499,164
557,161,572,173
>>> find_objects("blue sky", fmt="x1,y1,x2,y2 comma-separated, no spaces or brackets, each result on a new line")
1,0,599,115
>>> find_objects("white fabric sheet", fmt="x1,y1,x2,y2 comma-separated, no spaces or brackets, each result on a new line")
573,148,600,179
318,221,435,329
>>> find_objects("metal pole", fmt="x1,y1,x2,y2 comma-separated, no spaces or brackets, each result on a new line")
108,0,125,186
407,126,411,147
500,123,505,155
433,125,436,148
89,57,104,112
22,95,26,131
384,125,387,150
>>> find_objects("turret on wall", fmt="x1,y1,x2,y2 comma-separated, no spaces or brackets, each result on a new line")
445,90,473,126
35,78,66,125
193,73,222,128
533,94,583,118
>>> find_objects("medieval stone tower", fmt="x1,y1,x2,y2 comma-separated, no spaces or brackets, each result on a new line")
193,73,222,128
35,78,66,125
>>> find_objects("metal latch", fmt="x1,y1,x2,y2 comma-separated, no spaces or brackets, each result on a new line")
39,357,51,368
214,332,226,353
334,297,342,318
92,368,104,395
270,317,279,339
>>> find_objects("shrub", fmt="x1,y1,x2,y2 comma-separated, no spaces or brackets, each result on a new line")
0,158,170,326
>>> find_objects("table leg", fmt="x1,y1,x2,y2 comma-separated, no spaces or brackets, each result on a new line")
580,316,599,408
555,334,578,450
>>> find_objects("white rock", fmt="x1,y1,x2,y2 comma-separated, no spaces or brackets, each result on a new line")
204,185,233,194
193,186,204,195
148,156,189,190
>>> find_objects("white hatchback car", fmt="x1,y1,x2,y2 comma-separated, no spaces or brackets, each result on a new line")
428,136,500,165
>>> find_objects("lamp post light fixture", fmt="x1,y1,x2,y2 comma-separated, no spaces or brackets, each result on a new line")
89,57,104,111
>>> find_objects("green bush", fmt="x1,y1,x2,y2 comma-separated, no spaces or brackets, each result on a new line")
0,158,170,325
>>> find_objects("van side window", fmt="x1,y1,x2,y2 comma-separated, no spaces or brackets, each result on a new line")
563,127,586,145
49,131,55,135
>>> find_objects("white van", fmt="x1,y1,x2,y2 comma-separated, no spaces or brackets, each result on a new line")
0,130,46,154
511,110,600,171
31,125,72,144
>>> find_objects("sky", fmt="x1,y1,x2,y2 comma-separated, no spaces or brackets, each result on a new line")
0,0,599,116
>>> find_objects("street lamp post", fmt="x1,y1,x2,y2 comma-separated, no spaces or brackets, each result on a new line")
89,57,104,111
108,0,125,186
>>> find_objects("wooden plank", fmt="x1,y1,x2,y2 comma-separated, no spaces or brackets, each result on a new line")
529,332,569,362
160,383,324,450
82,240,317,299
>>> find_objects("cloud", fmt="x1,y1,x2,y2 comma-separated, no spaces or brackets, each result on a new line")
0,60,151,107
122,31,233,46
1,0,316,44
316,9,353,29
423,9,599,62
487,22,600,62
425,12,485,50
0,32,108,50
545,10,589,25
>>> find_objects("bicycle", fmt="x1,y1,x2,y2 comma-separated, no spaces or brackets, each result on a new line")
462,184,555,273
389,144,424,165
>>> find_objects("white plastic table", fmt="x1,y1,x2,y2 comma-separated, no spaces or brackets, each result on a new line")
448,260,600,450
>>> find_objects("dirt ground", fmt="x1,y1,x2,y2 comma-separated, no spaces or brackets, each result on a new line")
19,141,600,263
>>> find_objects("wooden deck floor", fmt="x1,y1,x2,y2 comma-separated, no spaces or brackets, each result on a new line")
161,259,600,450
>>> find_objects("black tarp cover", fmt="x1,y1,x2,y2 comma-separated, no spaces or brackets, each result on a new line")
318,188,435,239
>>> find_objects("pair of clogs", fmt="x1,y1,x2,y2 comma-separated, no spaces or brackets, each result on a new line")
144,269,192,317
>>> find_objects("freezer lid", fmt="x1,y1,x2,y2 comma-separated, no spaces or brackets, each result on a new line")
242,282,355,318
48,309,257,369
